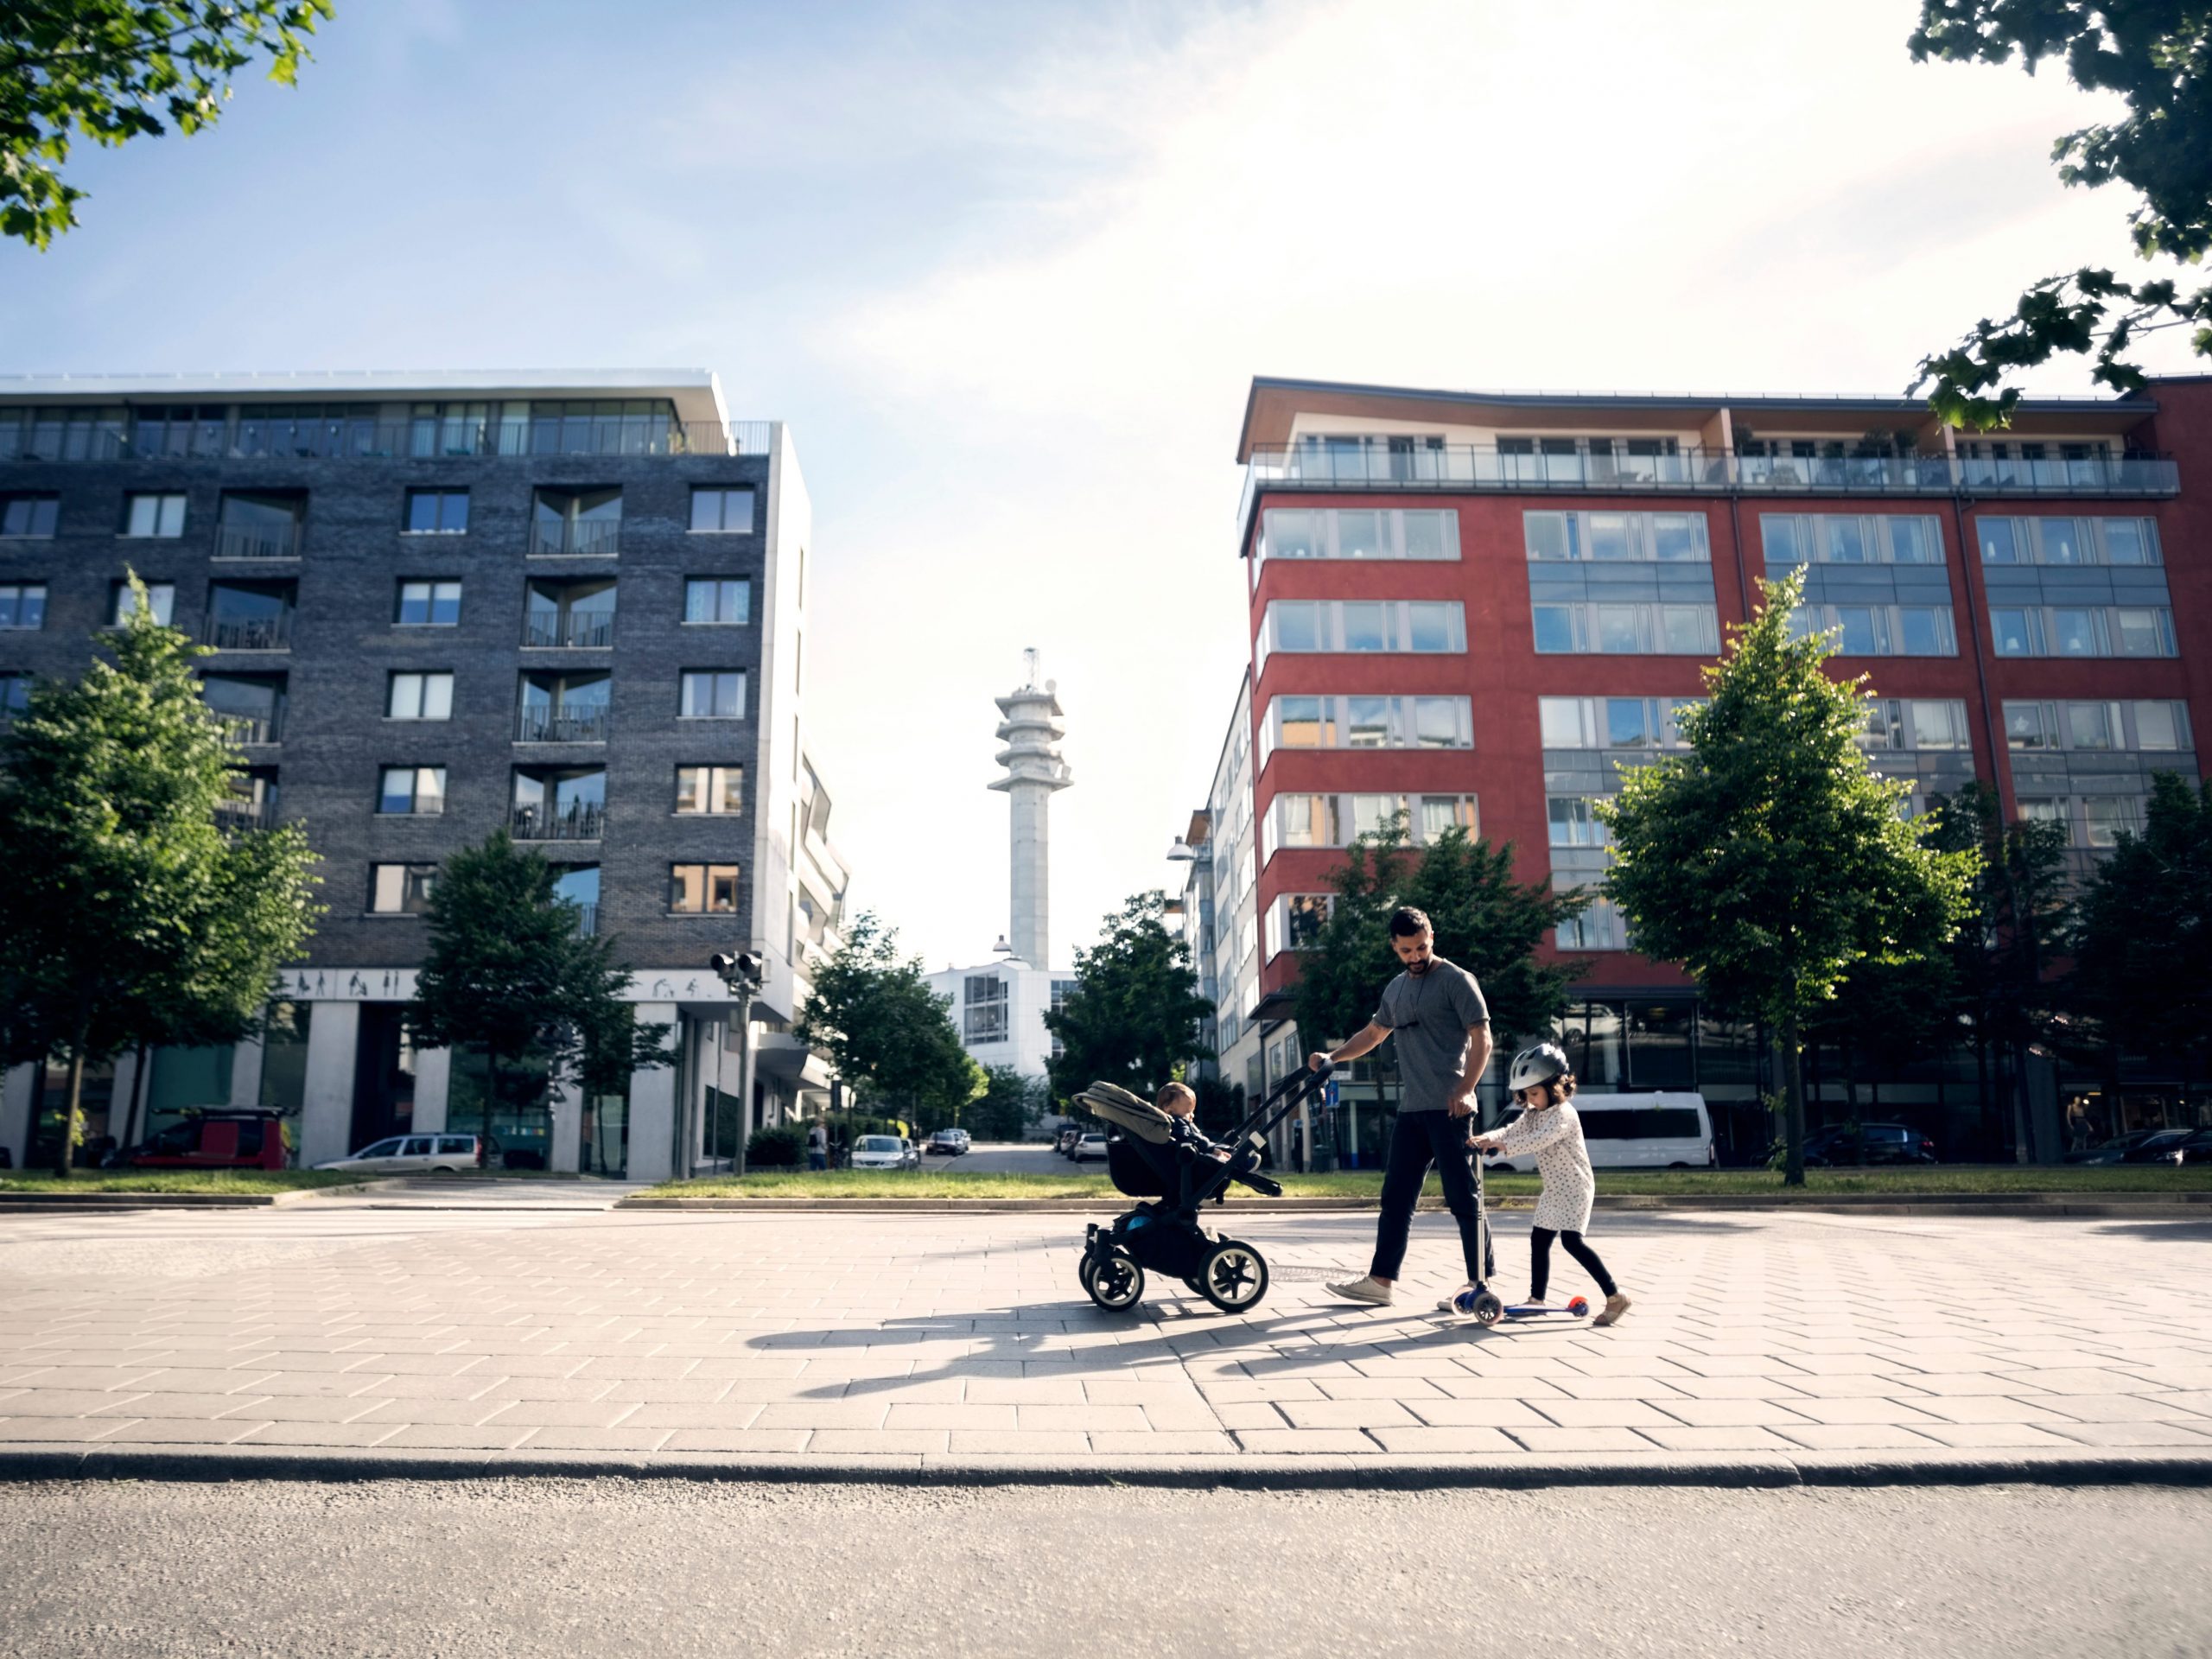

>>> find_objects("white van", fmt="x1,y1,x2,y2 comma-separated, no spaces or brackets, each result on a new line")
1483,1092,1714,1171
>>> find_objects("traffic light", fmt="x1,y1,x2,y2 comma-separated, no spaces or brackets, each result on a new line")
710,950,765,991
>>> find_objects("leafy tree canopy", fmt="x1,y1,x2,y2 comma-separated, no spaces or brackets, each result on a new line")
1599,570,1978,1180
959,1064,1046,1142
793,911,980,1123
2069,771,2212,1074
0,577,322,1170
1293,819,1587,1060
1045,892,1212,1106
3,1,334,248
1909,1,2212,424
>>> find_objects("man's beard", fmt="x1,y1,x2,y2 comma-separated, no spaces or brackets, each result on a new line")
1406,957,1433,975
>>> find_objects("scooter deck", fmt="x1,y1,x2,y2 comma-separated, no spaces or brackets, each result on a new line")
1503,1300,1589,1319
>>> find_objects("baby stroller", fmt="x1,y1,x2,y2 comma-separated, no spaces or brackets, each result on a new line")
1074,1063,1332,1313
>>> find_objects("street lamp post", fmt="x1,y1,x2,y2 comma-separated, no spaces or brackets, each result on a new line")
710,951,765,1177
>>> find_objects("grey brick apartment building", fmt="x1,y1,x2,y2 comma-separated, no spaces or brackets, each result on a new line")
0,371,849,1180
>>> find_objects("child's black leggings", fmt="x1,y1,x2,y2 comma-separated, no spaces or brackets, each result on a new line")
1529,1226,1616,1300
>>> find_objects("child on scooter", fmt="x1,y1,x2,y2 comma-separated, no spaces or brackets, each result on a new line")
1469,1042,1630,1327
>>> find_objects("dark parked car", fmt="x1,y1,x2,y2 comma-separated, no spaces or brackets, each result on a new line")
2122,1128,2212,1166
126,1109,290,1171
926,1128,969,1156
2071,1128,2190,1165
1802,1122,1936,1166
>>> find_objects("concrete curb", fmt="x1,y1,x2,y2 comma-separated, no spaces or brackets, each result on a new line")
0,1179,390,1211
613,1193,2212,1218
0,1443,2206,1491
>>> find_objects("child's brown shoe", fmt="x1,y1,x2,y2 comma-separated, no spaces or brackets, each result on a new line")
1592,1293,1631,1327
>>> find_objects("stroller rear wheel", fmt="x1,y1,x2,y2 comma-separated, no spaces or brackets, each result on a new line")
1082,1247,1146,1312
1197,1239,1269,1313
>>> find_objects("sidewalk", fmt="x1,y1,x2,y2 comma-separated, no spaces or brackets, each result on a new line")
2,1204,2209,1484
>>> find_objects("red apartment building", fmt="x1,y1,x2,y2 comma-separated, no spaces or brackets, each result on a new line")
1222,374,2212,1164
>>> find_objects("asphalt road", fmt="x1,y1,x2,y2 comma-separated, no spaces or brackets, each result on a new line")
940,1141,1070,1174
3,1479,2206,1657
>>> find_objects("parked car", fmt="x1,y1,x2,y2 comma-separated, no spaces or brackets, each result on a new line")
1056,1126,1083,1157
926,1128,969,1156
850,1134,919,1171
1801,1122,1937,1166
2071,1128,2190,1165
1484,1093,1715,1172
1071,1132,1109,1163
314,1133,488,1176
125,1109,290,1171
2123,1128,2212,1166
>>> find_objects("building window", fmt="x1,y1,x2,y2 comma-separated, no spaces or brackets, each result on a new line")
369,863,438,914
1524,511,1711,563
110,581,175,626
1266,893,1332,957
204,582,295,651
689,487,756,533
963,975,1008,1044
670,863,741,913
1261,792,1478,860
396,581,462,626
1976,516,2161,566
2082,797,2139,849
1556,900,1628,951
1530,602,1719,656
1262,695,1472,761
1789,603,1956,658
0,494,58,538
517,672,610,741
404,488,470,534
1760,514,1942,565
1258,600,1465,661
531,487,622,556
124,492,188,538
387,671,454,721
1858,698,1971,751
683,578,751,624
1537,697,1702,749
524,578,616,648
0,674,29,718
214,492,303,559
377,766,448,816
512,767,605,839
1547,798,1611,848
1258,506,1459,562
674,765,743,814
201,674,285,744
0,583,47,630
2003,700,2190,753
679,670,746,719
2016,798,2069,842
1990,605,2173,658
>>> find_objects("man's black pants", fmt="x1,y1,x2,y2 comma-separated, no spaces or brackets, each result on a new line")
1369,1109,1492,1282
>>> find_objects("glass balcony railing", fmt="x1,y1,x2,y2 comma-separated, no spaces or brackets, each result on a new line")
1238,445,2181,529
511,801,605,841
215,712,282,745
203,613,292,651
213,519,302,559
569,904,599,938
529,519,621,557
0,417,775,463
213,796,279,832
515,705,609,743
522,609,615,648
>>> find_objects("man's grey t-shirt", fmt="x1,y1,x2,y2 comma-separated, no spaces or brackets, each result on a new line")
1372,956,1490,1112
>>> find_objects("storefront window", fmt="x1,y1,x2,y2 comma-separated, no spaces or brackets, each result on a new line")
1627,1003,1694,1089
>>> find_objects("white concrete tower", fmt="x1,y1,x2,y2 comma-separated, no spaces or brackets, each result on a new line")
989,650,1072,969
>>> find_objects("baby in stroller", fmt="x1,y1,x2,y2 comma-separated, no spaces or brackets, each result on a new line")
1076,1076,1308,1313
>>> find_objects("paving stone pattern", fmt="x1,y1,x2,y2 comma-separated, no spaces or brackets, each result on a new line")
2,1206,2210,1461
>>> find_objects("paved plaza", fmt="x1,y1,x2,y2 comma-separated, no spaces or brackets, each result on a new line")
3,1193,2211,1471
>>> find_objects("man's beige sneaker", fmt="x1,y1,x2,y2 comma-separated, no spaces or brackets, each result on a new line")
1326,1274,1393,1306
1592,1292,1631,1327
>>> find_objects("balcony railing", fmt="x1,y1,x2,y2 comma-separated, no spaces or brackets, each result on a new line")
529,520,621,557
515,705,609,743
214,520,302,559
1,417,776,463
213,797,279,832
215,712,282,745
569,904,599,938
1239,444,2182,530
522,608,615,648
511,801,605,841
203,613,292,651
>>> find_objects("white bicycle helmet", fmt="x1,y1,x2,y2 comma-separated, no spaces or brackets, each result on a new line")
1507,1041,1570,1094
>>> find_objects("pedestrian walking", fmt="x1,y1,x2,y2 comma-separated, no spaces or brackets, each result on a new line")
806,1121,830,1172
1309,906,1494,1306
1470,1042,1630,1326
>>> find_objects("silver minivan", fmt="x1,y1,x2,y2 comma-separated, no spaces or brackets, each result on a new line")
315,1134,486,1176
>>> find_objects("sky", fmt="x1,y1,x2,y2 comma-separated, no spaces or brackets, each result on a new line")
3,0,2204,973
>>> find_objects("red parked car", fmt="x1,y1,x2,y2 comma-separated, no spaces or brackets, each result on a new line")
126,1110,291,1170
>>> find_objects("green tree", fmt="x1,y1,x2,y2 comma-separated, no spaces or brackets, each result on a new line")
793,911,980,1128
2069,772,2212,1094
1044,892,1212,1105
1294,817,1588,1066
3,1,334,249
963,1064,1043,1142
0,578,322,1173
405,830,671,1142
1599,571,1978,1185
1908,2,2212,425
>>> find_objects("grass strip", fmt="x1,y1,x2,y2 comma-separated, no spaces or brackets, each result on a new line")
0,1170,366,1195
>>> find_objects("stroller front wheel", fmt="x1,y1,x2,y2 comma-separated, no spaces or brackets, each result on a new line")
1083,1247,1146,1312
1197,1239,1269,1313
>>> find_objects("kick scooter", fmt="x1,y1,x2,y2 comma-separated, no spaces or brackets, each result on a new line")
1439,1137,1592,1326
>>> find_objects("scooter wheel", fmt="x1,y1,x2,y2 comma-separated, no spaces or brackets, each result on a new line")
1568,1296,1590,1317
1471,1291,1504,1326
